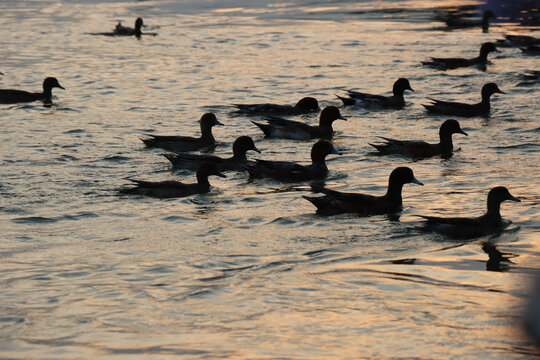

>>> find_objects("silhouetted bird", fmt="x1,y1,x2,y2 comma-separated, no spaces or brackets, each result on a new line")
233,97,319,116
141,113,223,153
420,187,520,239
0,77,64,104
422,42,498,70
251,106,346,140
303,167,423,215
369,119,468,159
423,83,504,117
164,136,260,171
119,163,226,198
337,78,414,109
242,140,340,181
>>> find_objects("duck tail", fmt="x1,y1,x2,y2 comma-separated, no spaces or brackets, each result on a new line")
141,138,156,147
251,121,272,137
336,94,355,106
302,195,332,212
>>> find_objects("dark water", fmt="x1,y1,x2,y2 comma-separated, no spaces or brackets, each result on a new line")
1,0,539,358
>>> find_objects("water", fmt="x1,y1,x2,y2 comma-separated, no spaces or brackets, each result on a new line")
1,0,539,358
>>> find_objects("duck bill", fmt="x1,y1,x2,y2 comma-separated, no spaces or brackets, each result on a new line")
459,129,468,136
509,195,521,202
216,171,227,178
58,84,65,90
215,120,225,126
408,86,415,92
496,89,505,94
411,177,423,186
338,115,347,121
252,146,261,153
331,148,342,155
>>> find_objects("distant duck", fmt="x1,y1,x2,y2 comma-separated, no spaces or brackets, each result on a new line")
495,34,540,48
251,106,346,140
243,140,340,181
141,113,223,153
521,45,540,56
422,42,498,70
337,78,414,109
303,167,423,215
445,10,496,32
233,97,319,116
114,17,144,37
164,136,260,171
0,77,64,104
419,187,520,239
119,163,226,198
423,83,504,117
369,119,468,159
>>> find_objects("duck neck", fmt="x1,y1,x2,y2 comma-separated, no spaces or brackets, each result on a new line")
393,88,405,98
439,130,454,153
385,180,404,204
480,92,492,108
196,173,211,191
43,85,53,98
232,148,247,161
486,198,502,219
482,14,490,32
200,125,215,142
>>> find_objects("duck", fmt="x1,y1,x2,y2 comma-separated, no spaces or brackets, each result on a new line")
164,136,260,171
495,34,540,48
337,78,414,109
0,77,64,104
114,17,144,37
419,186,520,239
369,119,468,159
422,42,498,70
445,10,496,32
232,97,319,116
521,45,540,56
243,140,340,181
141,113,223,153
119,163,226,198
303,167,423,215
422,83,504,117
251,106,346,140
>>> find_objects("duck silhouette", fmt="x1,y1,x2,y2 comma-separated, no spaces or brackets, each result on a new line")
423,83,504,117
0,77,64,104
338,78,414,109
369,119,468,159
420,187,520,239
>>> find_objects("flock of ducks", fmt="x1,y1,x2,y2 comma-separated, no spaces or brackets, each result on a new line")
1,12,535,241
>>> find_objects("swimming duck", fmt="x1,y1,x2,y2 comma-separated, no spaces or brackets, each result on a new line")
243,140,340,181
141,113,223,153
423,83,504,117
369,119,468,158
445,10,496,32
164,136,260,171
337,78,414,109
251,106,346,140
303,167,423,215
419,186,520,239
495,34,540,48
119,163,226,198
422,42,498,70
521,45,540,55
233,97,319,116
0,77,64,104
114,17,144,37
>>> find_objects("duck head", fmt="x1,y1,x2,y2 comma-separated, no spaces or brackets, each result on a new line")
393,78,414,96
319,106,347,126
43,77,65,92
232,136,260,158
311,140,341,163
440,119,468,137
294,97,319,112
199,113,224,128
479,42,498,58
389,167,423,187
481,83,505,101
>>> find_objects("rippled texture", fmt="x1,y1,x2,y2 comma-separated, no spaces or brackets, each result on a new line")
1,0,539,358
